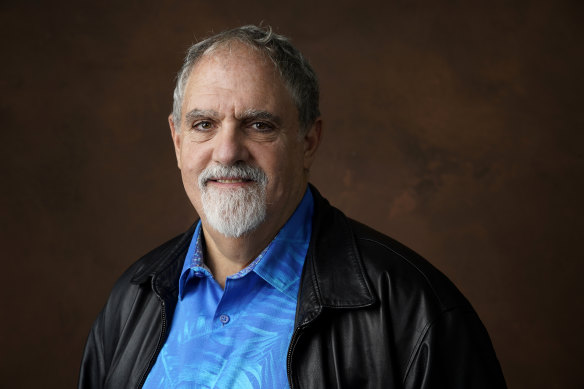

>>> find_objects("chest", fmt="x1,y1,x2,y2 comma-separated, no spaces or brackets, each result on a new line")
143,272,297,388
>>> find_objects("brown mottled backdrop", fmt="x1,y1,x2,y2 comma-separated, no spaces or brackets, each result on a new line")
1,1,582,388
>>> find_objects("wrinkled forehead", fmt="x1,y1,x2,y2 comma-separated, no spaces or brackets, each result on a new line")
181,43,299,122
181,41,301,128
186,45,284,95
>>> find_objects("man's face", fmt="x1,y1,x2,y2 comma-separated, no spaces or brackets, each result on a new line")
170,43,320,239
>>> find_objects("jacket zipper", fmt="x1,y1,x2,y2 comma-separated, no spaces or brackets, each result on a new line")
136,294,168,388
287,311,320,389
287,324,304,389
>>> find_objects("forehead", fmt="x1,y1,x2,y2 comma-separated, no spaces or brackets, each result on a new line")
188,44,277,93
181,44,297,115
200,43,272,72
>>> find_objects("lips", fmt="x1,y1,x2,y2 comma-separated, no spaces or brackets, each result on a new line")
213,178,252,184
198,163,268,190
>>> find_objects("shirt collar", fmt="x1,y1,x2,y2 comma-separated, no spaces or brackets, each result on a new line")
254,187,313,299
179,187,314,300
178,221,206,299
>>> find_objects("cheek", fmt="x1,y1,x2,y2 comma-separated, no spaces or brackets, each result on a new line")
178,153,206,196
260,154,287,182
179,145,207,175
266,154,303,191
180,167,204,210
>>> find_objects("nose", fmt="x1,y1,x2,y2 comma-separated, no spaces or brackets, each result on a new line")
212,123,249,166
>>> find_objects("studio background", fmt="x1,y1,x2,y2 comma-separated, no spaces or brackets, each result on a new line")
1,1,582,388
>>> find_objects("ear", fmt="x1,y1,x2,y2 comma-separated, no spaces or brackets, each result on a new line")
169,114,182,169
302,118,322,170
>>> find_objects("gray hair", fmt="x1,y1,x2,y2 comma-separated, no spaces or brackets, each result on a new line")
171,25,320,134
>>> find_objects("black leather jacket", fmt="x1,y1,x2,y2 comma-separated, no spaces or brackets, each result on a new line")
79,186,506,388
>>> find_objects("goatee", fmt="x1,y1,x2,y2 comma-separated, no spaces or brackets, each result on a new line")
198,163,268,238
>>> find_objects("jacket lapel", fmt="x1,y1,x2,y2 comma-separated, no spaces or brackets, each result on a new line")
295,185,376,327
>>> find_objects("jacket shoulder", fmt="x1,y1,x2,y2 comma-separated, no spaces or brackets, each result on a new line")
347,219,504,385
101,224,195,325
348,218,471,313
98,225,192,335
79,225,194,389
299,187,506,387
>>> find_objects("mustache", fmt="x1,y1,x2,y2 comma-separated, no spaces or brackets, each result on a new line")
198,163,268,189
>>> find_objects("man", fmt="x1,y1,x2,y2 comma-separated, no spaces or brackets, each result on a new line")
79,25,506,388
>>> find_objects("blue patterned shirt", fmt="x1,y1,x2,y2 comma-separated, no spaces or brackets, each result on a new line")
143,188,314,389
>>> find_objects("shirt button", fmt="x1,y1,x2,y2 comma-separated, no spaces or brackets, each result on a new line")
219,314,230,325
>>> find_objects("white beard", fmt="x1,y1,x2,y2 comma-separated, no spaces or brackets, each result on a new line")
198,164,268,238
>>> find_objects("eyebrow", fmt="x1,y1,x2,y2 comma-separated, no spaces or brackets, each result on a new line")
184,109,221,123
237,109,283,127
184,108,283,127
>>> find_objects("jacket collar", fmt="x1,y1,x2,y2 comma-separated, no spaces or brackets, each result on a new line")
295,185,376,326
130,223,195,299
130,184,376,324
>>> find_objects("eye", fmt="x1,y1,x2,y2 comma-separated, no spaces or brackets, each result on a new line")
251,122,273,132
192,121,213,131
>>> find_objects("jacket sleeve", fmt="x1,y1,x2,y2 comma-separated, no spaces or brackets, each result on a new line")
78,308,107,389
403,306,507,389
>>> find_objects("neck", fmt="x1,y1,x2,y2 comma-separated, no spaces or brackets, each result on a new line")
201,225,274,288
